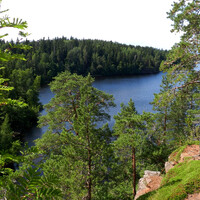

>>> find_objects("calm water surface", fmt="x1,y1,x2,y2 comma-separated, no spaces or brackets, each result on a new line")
25,73,163,146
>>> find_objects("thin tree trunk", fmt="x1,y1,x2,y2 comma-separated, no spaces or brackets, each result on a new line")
132,147,136,199
87,136,92,200
164,109,167,132
163,108,167,144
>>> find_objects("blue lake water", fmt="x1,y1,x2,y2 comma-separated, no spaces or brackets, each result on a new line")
25,73,163,146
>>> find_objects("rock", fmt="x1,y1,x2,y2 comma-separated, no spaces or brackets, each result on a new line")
143,170,161,176
134,170,162,200
185,193,200,200
165,161,177,173
165,144,200,173
180,145,200,162
135,145,200,199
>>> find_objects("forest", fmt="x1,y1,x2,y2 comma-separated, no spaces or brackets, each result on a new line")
0,35,167,137
1,37,167,84
0,0,200,199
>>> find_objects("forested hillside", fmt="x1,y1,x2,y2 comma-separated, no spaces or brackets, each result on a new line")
1,38,167,85
0,38,167,135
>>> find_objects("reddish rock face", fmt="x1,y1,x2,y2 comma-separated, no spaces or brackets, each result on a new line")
135,145,200,200
134,170,162,200
165,145,200,173
180,145,200,163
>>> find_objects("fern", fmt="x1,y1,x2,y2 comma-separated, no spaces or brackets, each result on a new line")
5,166,63,200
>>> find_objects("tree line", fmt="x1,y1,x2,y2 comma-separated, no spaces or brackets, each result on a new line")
1,37,167,85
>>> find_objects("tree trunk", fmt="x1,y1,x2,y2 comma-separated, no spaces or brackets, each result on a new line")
164,109,167,132
87,136,92,200
132,147,136,199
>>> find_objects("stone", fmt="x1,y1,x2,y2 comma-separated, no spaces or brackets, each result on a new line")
165,145,200,173
135,145,200,199
165,161,176,173
185,193,200,200
134,170,162,200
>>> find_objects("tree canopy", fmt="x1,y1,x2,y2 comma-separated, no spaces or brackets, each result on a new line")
0,37,167,85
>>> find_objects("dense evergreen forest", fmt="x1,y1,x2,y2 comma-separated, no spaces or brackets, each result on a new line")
1,37,167,85
0,37,167,135
0,0,200,199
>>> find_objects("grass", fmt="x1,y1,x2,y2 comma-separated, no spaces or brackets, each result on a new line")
137,160,200,200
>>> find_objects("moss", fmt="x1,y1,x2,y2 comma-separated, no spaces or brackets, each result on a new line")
137,160,200,200
183,156,193,162
184,178,200,194
161,170,177,185
168,184,187,200
136,190,157,200
186,140,199,146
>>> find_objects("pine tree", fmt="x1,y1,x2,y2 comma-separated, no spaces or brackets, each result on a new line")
151,75,173,144
112,99,146,199
157,0,200,143
36,72,115,199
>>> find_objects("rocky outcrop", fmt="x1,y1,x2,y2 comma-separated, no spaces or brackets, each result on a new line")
180,145,200,162
135,144,200,200
134,170,162,200
165,144,200,173
165,160,177,173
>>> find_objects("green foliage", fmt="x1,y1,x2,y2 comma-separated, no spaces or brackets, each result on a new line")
0,7,40,133
34,72,116,199
136,139,171,174
0,1,29,104
0,115,22,187
0,37,167,85
169,145,188,163
151,0,200,145
0,114,12,151
0,153,18,177
0,2,41,197
0,100,39,133
110,99,152,199
4,166,63,200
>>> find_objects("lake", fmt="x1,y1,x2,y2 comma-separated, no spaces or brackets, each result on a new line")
25,72,163,146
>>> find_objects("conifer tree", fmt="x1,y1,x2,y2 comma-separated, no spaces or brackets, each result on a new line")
155,0,200,142
151,75,173,144
36,72,115,199
112,99,146,199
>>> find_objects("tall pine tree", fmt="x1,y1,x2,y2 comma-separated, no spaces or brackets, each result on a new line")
36,72,115,199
